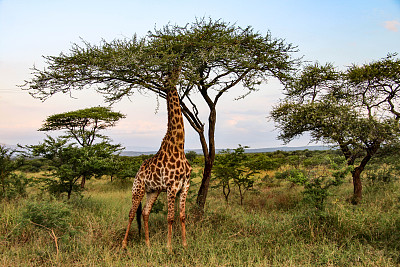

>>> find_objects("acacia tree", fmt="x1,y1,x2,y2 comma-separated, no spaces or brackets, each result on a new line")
39,106,125,187
271,54,400,204
24,18,298,213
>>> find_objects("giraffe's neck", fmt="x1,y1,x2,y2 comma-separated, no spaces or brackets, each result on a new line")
160,87,185,153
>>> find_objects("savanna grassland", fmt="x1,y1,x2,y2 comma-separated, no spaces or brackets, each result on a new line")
1,150,400,266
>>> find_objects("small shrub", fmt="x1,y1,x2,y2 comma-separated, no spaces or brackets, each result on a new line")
0,145,30,200
185,151,199,166
0,173,31,200
275,163,350,212
20,200,72,233
275,168,308,185
261,173,280,187
213,145,258,205
365,166,397,185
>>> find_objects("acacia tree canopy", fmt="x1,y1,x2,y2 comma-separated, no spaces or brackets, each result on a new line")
39,106,125,147
271,54,400,204
26,19,297,101
24,18,299,213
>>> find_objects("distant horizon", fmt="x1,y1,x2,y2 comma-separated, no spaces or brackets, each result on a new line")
2,142,331,152
119,145,332,156
124,144,332,151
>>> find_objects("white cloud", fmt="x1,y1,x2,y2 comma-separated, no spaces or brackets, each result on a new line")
384,20,400,32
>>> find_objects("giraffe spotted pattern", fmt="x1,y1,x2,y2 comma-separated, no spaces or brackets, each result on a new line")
122,84,192,251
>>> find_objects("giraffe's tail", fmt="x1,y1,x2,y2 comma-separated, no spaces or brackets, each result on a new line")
136,202,142,237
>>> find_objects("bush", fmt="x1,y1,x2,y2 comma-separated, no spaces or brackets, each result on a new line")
185,151,199,166
365,166,398,185
275,168,308,185
20,200,72,233
0,145,30,200
0,173,31,200
213,145,258,205
275,163,350,211
18,158,51,173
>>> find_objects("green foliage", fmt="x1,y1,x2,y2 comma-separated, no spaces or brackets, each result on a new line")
275,162,350,211
365,165,398,185
257,156,283,170
110,155,152,180
275,168,308,185
151,199,165,214
0,145,30,200
271,55,400,203
2,172,400,266
20,200,71,233
25,18,298,103
0,173,31,200
18,158,51,173
364,145,400,186
33,107,125,188
26,136,121,199
213,145,259,205
185,151,198,166
302,166,347,212
77,142,124,180
1,148,400,266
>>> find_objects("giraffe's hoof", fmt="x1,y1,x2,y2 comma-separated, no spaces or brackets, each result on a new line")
121,241,127,250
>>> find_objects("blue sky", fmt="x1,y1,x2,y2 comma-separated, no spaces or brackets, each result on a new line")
0,0,399,150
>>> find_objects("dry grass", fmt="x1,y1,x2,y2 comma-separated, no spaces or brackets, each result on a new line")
1,174,400,266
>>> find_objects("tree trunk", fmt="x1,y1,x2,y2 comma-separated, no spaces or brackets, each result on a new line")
349,144,379,204
351,167,363,204
223,182,230,204
67,185,72,199
195,157,214,215
80,175,86,188
181,88,220,216
238,185,244,205
194,105,217,216
339,141,380,205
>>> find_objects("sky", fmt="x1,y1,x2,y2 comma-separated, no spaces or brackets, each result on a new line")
0,0,399,151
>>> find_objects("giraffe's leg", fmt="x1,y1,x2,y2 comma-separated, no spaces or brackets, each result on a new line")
122,181,145,249
166,188,178,252
142,191,161,248
179,178,190,248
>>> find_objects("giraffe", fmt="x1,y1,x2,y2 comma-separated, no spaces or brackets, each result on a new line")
121,69,192,251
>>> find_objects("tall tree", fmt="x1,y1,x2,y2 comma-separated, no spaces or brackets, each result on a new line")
271,54,400,204
39,106,125,187
24,18,298,213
